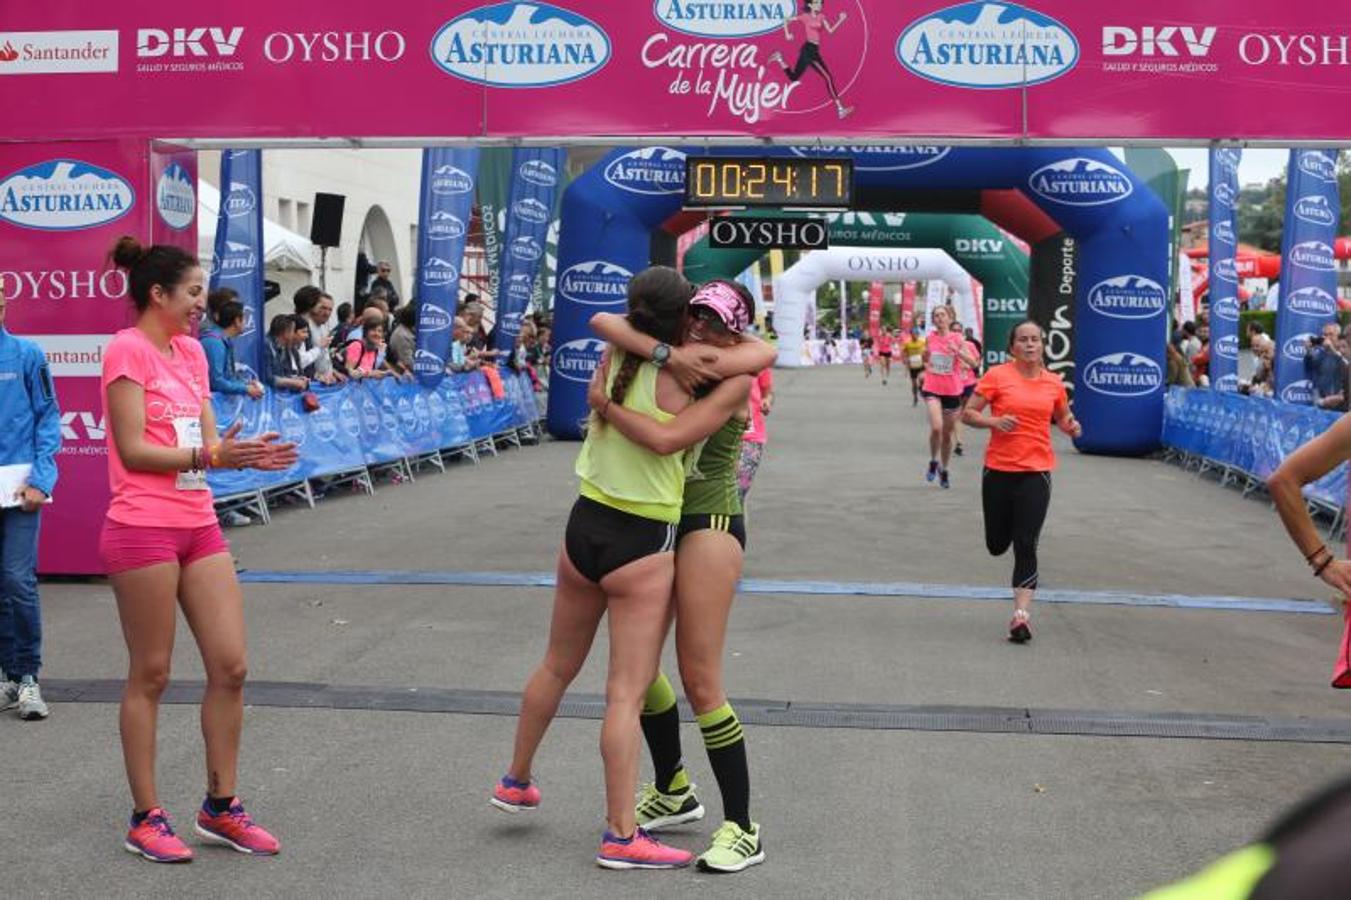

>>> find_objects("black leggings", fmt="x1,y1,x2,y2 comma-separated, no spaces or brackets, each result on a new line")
784,42,841,102
981,469,1051,590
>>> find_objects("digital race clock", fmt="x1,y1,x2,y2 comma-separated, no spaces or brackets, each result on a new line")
684,157,853,209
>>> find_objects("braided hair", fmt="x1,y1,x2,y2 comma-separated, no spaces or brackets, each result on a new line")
607,266,694,408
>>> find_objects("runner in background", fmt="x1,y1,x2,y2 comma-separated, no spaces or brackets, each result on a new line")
902,329,926,407
922,306,978,489
950,319,980,458
102,238,295,863
875,326,894,385
961,320,1080,643
859,332,873,379
740,367,774,503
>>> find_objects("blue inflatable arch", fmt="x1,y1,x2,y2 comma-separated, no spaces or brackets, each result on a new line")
547,147,1169,456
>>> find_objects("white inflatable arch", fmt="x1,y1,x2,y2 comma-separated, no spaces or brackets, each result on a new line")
772,246,977,368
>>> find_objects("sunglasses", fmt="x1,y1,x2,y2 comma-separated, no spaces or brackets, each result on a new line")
691,306,731,335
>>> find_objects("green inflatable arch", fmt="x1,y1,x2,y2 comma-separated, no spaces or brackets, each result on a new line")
682,212,1030,365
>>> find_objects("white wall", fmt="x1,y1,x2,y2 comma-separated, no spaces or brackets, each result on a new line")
198,148,421,325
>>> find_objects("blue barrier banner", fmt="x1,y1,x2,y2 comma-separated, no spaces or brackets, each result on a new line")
209,150,265,379
1275,150,1341,403
1207,148,1242,392
493,148,566,356
1162,387,1346,508
414,148,479,386
433,377,473,449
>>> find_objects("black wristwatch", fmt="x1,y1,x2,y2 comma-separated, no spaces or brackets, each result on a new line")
651,342,671,367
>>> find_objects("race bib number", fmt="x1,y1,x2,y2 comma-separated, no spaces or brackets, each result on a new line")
907,354,924,369
172,417,208,491
929,352,954,375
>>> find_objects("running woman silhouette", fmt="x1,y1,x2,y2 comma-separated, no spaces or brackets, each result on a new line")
767,0,852,119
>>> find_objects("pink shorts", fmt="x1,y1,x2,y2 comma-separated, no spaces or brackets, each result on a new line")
99,519,230,575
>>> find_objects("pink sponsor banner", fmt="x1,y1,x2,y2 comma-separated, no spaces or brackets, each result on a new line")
867,280,883,340
5,2,1349,141
0,140,150,574
900,281,916,333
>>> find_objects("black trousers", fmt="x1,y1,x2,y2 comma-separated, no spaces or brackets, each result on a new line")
981,469,1051,590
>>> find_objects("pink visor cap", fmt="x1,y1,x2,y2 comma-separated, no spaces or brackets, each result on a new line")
690,281,751,334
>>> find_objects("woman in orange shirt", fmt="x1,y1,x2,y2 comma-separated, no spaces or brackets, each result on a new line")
961,320,1081,643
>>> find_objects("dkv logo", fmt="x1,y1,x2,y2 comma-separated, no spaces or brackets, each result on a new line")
0,159,135,231
1083,352,1162,397
897,2,1079,89
604,148,686,195
653,0,794,38
559,260,632,305
790,146,950,172
553,337,605,383
430,2,612,87
1028,158,1133,207
155,162,195,231
1287,286,1337,317
1086,275,1165,320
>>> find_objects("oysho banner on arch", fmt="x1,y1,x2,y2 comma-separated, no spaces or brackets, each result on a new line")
6,3,1351,141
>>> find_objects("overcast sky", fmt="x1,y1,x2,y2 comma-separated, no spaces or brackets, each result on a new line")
1114,148,1291,191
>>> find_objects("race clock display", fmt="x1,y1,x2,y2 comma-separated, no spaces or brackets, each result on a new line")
684,157,853,209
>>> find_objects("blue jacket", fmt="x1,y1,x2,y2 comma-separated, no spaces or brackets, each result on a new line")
200,331,250,395
1304,344,1347,406
0,328,62,496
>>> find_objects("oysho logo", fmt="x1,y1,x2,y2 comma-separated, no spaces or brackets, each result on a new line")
653,0,795,38
419,302,453,333
558,260,632,305
897,2,1079,89
604,147,686,195
1290,240,1335,271
224,181,256,217
510,235,543,262
263,31,405,63
1212,219,1236,246
1086,275,1166,320
1083,352,1162,397
1295,194,1337,227
790,146,951,171
156,162,195,231
1028,158,1133,207
421,257,460,286
512,197,551,225
1283,333,1317,361
213,240,257,280
1215,333,1238,360
430,164,474,195
426,210,466,240
1210,294,1240,322
138,27,242,58
1298,151,1337,183
0,159,134,231
1213,256,1238,283
1287,286,1337,317
430,2,612,87
553,337,605,383
519,159,558,187
1281,380,1315,405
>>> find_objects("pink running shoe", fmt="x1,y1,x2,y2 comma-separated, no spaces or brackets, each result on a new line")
490,775,541,812
1009,610,1032,644
194,798,281,855
124,808,194,863
596,827,694,870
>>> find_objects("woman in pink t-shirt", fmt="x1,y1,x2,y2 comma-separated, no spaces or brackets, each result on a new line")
738,367,775,501
101,238,296,863
921,305,979,490
949,319,982,458
767,0,852,119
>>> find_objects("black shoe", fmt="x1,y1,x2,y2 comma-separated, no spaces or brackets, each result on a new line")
954,443,964,456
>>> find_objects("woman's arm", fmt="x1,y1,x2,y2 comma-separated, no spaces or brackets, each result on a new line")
1268,414,1351,596
1051,398,1082,438
826,11,847,31
107,379,194,472
592,373,753,456
960,392,1017,432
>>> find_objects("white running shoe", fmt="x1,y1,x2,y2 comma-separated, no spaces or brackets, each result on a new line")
17,677,49,720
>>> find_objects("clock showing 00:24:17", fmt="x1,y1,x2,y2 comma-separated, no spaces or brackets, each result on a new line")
683,157,853,209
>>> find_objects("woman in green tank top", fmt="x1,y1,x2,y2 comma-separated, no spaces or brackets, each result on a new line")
588,280,774,873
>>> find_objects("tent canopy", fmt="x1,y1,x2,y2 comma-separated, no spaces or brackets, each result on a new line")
197,180,315,272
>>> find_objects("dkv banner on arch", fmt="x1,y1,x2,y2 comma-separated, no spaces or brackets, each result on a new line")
1274,150,1341,405
414,147,479,386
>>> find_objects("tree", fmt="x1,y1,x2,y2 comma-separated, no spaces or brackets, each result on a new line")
1237,175,1285,253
